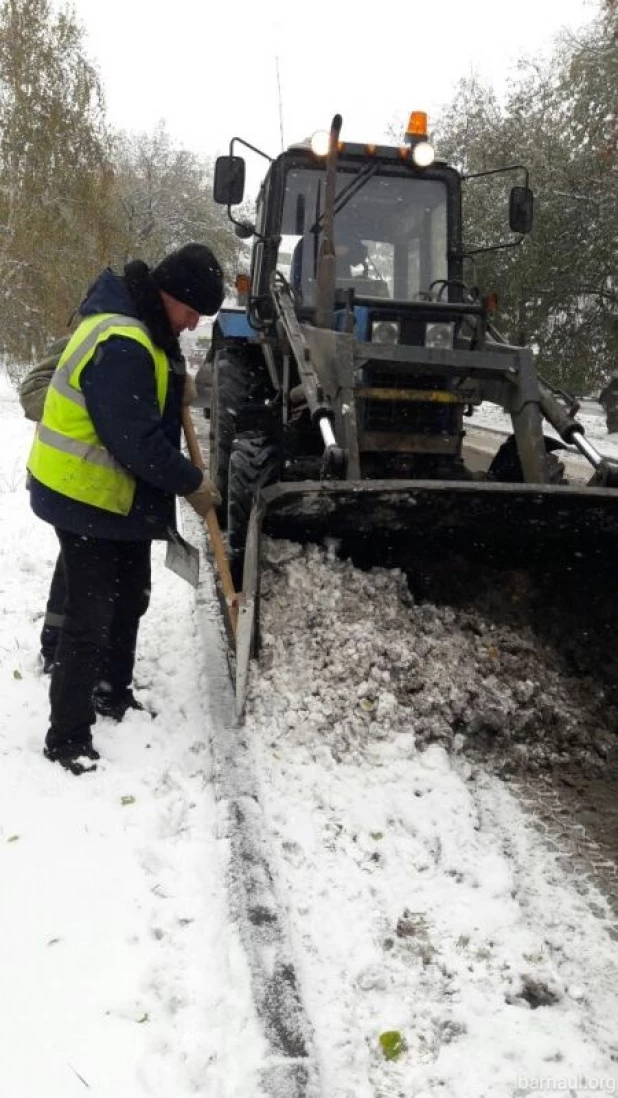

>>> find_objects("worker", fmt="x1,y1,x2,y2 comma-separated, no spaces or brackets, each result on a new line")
28,243,224,775
290,230,369,298
22,351,197,674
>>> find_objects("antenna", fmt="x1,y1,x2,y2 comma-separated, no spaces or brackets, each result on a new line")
275,55,285,151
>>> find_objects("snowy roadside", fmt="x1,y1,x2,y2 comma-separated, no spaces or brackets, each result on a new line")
244,542,618,1098
1,370,617,1098
0,375,267,1098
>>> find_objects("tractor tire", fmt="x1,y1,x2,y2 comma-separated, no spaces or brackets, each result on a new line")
487,434,567,485
209,347,257,527
227,432,281,586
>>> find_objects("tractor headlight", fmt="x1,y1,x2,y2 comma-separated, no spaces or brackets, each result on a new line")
371,320,400,345
412,141,435,167
310,130,330,156
425,322,454,350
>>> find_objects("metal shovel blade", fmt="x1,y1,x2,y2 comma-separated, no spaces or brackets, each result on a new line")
165,528,200,588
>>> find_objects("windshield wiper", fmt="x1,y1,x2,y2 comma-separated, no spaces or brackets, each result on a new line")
307,162,379,236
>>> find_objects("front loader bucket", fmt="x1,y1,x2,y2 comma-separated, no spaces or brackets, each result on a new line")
235,478,618,716
259,479,618,568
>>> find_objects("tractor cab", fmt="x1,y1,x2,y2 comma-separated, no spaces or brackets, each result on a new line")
274,154,454,310
214,112,531,349
234,137,464,336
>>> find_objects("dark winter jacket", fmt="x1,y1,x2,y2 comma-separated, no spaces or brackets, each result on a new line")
29,267,202,540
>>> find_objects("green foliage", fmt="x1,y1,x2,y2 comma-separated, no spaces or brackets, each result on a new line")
433,2,617,393
379,1030,405,1061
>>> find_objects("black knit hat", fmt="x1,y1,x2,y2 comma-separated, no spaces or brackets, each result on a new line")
151,243,224,315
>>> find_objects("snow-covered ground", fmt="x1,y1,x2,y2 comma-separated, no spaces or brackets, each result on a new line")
1,370,617,1097
247,542,618,1098
0,373,266,1097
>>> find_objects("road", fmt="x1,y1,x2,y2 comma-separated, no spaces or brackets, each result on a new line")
464,414,618,931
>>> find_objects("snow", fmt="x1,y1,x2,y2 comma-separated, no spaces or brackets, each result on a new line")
247,544,618,1096
0,372,266,1097
1,368,617,1098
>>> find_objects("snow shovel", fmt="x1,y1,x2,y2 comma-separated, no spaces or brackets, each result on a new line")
165,520,200,588
181,406,239,638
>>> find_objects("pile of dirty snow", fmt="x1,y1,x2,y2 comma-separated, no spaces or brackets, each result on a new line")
247,540,617,776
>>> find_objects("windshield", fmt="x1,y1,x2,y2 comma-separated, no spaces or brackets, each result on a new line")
278,166,448,306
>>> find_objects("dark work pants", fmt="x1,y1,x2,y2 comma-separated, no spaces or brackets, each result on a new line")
40,551,66,662
46,531,151,752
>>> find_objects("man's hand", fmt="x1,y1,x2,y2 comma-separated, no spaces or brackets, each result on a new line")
184,475,221,518
182,373,198,406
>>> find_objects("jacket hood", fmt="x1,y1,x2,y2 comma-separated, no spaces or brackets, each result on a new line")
77,264,181,361
78,269,138,320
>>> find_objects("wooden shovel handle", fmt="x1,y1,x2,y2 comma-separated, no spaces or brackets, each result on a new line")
181,406,238,636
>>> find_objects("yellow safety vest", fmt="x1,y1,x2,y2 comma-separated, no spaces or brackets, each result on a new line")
27,313,169,515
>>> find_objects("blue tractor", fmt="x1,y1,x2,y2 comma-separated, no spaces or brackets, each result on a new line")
208,113,618,711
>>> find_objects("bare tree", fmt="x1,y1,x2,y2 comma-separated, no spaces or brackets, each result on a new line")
109,122,242,279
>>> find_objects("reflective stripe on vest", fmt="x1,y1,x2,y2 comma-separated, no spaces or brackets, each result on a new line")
27,313,169,516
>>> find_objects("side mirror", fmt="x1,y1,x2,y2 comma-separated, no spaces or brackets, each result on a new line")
213,156,246,206
509,185,534,234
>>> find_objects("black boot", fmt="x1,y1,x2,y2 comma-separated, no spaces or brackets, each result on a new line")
44,736,100,776
93,688,156,722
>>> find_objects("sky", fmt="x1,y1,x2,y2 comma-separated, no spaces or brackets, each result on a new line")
61,0,598,199
1,367,618,1096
